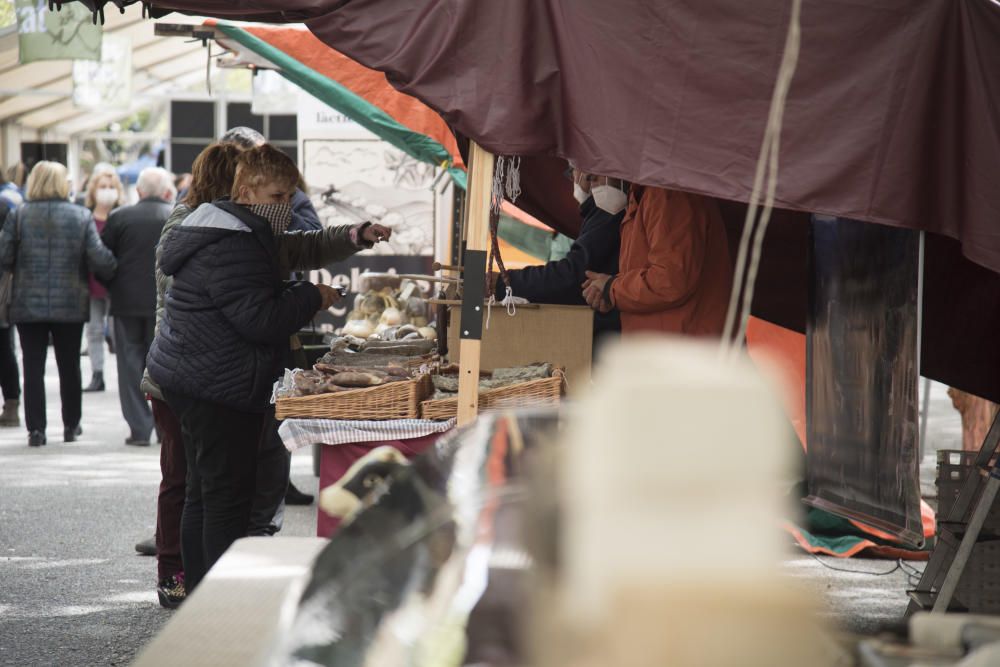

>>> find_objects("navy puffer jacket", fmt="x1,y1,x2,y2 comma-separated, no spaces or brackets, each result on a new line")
146,201,321,412
0,199,116,324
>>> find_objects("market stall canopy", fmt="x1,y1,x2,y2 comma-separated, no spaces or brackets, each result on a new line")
208,21,465,185
58,0,1000,274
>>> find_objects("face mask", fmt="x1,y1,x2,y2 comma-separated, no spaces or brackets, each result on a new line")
573,183,589,204
592,183,627,214
248,202,294,235
95,187,118,208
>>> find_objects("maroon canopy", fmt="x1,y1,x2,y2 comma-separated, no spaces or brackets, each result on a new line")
302,0,1000,273
62,0,1000,401
71,0,1000,271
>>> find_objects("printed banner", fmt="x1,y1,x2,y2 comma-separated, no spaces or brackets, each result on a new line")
16,0,101,64
307,255,434,332
72,34,131,109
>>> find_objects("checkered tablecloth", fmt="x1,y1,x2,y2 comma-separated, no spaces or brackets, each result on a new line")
278,417,456,451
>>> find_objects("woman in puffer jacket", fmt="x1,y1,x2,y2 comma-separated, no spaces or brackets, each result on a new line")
0,161,117,447
147,146,348,590
143,142,387,605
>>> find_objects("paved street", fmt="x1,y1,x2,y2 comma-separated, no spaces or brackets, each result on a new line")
0,350,317,667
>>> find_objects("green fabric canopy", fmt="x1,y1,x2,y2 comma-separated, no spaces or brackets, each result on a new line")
214,22,467,190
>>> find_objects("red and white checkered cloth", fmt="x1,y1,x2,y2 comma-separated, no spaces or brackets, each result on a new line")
279,417,456,451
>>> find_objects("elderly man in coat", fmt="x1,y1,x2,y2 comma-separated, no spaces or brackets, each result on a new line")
101,167,176,446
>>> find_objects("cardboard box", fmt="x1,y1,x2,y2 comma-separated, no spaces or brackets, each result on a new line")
447,303,593,392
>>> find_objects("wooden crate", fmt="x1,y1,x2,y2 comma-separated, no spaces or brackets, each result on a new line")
447,303,592,392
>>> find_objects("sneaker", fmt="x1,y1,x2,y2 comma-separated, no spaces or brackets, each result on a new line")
28,431,46,447
157,573,186,610
135,537,156,556
285,481,314,506
125,437,150,447
64,425,82,443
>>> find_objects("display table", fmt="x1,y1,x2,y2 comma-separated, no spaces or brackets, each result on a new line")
133,537,325,667
278,417,455,537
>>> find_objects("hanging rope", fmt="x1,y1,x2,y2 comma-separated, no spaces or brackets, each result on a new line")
205,40,213,96
719,0,802,359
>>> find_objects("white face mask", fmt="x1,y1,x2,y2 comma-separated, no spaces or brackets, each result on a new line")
95,187,118,208
592,183,627,214
573,183,589,204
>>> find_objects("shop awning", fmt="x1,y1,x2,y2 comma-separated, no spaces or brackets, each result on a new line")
209,21,466,188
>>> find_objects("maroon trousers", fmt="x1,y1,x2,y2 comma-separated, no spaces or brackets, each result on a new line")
152,398,185,581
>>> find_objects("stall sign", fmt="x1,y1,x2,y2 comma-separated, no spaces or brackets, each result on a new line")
306,255,434,332
298,90,375,141
16,0,101,64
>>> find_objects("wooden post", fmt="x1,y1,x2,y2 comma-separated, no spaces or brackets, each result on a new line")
456,142,495,425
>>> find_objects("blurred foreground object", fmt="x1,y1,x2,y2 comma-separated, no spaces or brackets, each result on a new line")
542,337,845,667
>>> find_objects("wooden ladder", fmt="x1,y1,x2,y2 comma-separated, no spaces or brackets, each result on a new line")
907,410,1000,614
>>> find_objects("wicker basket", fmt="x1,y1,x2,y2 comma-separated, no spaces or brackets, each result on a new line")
420,370,564,420
275,374,432,421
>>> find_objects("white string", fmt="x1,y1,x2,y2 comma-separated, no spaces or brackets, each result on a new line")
501,285,516,316
719,0,802,359
490,158,505,214
485,294,496,330
504,156,522,204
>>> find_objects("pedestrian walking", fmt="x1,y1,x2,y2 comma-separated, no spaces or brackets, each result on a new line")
0,161,117,447
101,167,175,447
82,164,125,393
0,163,26,427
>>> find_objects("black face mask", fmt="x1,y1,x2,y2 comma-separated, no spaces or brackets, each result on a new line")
247,202,293,235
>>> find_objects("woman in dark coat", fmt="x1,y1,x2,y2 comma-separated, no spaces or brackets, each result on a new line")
147,146,339,590
0,161,117,447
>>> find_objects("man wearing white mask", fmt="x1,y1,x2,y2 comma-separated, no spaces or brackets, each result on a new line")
582,185,732,336
491,168,623,345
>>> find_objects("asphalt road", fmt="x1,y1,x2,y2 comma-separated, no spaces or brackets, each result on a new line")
0,350,317,667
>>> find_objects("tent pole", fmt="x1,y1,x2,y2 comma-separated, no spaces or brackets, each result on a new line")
456,142,495,425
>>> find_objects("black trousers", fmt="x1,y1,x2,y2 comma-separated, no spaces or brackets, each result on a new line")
165,391,265,592
17,322,83,434
0,325,20,402
247,412,289,537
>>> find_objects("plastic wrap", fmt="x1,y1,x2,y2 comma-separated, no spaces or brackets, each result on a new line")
273,410,559,667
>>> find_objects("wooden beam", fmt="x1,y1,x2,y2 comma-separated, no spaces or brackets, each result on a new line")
456,142,495,426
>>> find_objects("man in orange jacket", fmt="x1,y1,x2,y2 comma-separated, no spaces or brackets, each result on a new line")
582,184,733,336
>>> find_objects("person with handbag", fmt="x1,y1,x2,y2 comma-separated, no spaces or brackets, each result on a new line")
0,161,117,447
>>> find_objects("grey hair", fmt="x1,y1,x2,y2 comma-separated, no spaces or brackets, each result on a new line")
137,167,176,201
220,126,265,150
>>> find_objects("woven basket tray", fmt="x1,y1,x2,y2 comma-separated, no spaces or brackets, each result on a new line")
420,371,564,420
275,374,431,421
